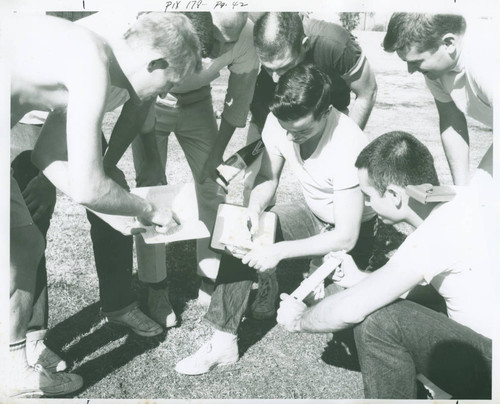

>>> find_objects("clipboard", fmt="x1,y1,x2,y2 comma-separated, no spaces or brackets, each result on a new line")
210,203,277,254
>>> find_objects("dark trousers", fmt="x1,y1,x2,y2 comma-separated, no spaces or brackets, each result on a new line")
11,143,135,316
205,201,376,334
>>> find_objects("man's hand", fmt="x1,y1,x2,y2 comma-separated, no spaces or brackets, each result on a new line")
199,153,223,184
246,208,260,237
137,205,179,233
327,253,367,289
22,174,56,222
135,158,167,187
241,243,284,272
277,293,307,332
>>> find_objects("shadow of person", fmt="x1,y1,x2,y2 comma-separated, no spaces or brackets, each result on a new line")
42,301,166,394
321,328,360,372
426,340,492,399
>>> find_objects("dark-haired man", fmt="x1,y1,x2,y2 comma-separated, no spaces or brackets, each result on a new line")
174,64,376,375
245,12,378,317
132,12,259,313
383,12,493,186
277,131,494,399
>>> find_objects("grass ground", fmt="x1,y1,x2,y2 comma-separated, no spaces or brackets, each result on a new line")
41,30,491,399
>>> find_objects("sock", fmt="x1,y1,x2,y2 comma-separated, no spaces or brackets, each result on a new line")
212,330,237,347
10,339,30,372
148,279,168,290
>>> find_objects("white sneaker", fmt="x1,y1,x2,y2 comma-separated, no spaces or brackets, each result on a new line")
175,340,239,375
8,364,83,398
106,305,163,337
26,329,67,372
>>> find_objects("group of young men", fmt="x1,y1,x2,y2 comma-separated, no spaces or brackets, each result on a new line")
5,9,495,400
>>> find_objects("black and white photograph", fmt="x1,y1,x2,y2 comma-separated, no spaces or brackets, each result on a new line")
0,0,498,401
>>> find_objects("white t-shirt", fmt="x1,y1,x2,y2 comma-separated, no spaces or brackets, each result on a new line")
425,20,493,128
262,108,375,224
390,182,496,339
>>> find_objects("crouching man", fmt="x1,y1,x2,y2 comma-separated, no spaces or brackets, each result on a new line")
277,131,494,399
174,64,377,375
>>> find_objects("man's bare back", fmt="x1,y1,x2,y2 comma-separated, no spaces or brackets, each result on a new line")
5,14,112,127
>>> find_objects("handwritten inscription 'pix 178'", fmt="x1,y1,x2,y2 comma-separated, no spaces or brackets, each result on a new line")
164,0,248,10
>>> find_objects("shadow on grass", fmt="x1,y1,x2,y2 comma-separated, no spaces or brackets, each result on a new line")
321,329,360,372
44,302,167,394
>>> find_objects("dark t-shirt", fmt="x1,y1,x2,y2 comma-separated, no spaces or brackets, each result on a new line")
250,17,363,131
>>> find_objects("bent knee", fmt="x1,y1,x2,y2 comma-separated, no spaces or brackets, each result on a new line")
354,301,406,343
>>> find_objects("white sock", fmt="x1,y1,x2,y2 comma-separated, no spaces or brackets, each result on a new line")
10,339,30,372
212,330,237,347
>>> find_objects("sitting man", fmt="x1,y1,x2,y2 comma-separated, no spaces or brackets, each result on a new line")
383,12,493,185
4,11,200,398
277,131,494,399
245,11,378,317
175,64,377,375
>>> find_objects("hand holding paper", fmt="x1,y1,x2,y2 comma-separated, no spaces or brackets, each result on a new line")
90,183,209,242
211,204,277,255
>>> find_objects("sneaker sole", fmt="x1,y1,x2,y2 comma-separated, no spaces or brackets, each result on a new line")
175,358,238,376
107,319,163,337
10,389,44,399
11,381,83,398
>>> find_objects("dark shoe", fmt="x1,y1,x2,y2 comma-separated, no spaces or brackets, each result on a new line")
250,271,278,320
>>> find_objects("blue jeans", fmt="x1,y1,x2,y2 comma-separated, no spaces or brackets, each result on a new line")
205,201,376,334
354,299,492,399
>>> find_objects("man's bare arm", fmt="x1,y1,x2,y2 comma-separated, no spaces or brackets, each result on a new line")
345,58,377,130
32,42,170,225
286,262,424,333
272,186,364,260
435,99,470,185
247,149,284,213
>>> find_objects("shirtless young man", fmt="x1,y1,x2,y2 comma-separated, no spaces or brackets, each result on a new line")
3,12,200,397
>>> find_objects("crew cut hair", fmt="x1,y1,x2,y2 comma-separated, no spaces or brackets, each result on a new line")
182,12,214,58
253,12,305,61
270,64,331,122
355,131,439,195
383,12,466,53
125,12,202,81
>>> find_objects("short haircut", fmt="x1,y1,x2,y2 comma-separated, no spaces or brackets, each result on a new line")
383,13,466,53
253,12,305,62
125,12,202,81
183,12,214,58
270,64,331,121
355,131,439,195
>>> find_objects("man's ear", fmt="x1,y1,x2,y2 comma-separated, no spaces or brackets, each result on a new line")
442,33,457,55
301,36,310,52
322,105,333,118
385,185,404,209
147,58,169,73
